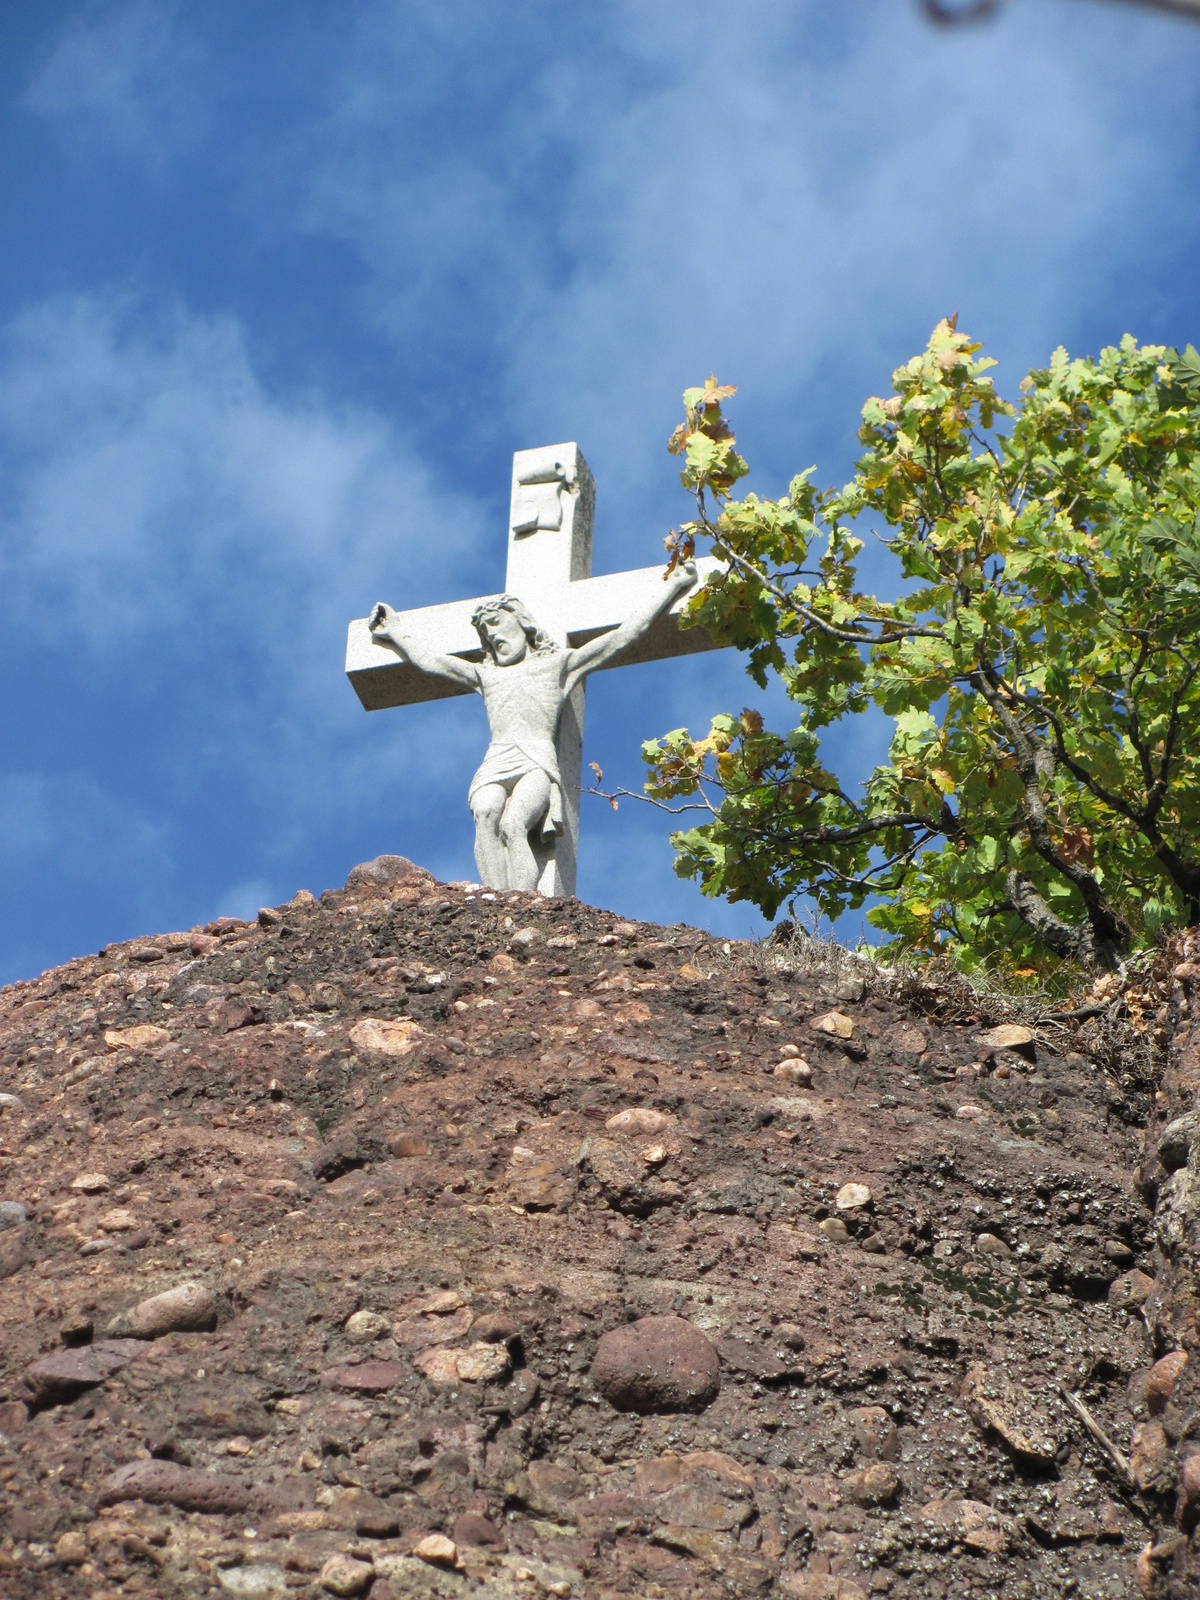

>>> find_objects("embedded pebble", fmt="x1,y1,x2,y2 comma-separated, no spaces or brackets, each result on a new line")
412,1533,459,1567
591,1315,720,1414
319,1554,375,1596
103,1024,171,1051
1146,1349,1188,1413
1110,1268,1155,1310
974,1232,1011,1258
416,1341,509,1386
845,1460,901,1505
388,1131,431,1157
811,1010,855,1040
98,1458,252,1514
605,1107,674,1135
344,1309,391,1345
1130,1420,1172,1492
962,1361,1059,1466
1179,1452,1200,1509
0,1201,27,1231
453,1509,505,1547
850,1405,900,1461
54,1529,88,1566
472,1311,519,1345
70,1172,111,1193
348,1017,424,1057
835,1182,871,1211
321,1361,407,1394
774,1059,812,1085
98,1207,140,1232
22,1340,144,1407
106,1280,217,1338
977,1023,1035,1056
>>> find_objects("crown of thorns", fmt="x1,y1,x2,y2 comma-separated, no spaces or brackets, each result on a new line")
470,595,554,656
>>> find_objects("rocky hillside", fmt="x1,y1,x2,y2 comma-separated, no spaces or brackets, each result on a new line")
0,855,1196,1600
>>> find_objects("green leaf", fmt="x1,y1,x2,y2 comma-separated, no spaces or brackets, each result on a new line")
643,323,1200,976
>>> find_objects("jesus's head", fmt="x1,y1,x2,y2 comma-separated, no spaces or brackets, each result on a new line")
470,595,554,666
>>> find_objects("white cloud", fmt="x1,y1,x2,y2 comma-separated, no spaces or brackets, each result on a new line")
306,0,1200,557
0,290,482,687
0,290,496,967
23,0,206,165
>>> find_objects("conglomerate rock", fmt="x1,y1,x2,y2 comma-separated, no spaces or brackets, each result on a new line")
0,862,1192,1597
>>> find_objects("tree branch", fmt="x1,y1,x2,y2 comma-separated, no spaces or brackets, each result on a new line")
1005,872,1097,966
970,662,1129,963
697,525,945,645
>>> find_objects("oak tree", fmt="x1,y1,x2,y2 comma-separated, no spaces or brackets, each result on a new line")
642,322,1200,974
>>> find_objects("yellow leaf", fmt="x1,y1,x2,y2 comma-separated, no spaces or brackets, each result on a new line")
703,374,738,402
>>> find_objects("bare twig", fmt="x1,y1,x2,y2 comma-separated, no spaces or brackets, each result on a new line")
1059,1387,1133,1486
1039,1003,1108,1025
923,0,1200,23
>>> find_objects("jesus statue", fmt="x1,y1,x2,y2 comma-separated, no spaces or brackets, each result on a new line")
368,558,698,893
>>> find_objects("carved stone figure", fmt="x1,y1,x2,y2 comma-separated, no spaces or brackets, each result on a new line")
346,441,726,897
368,561,697,892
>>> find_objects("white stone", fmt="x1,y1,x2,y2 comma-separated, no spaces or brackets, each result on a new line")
70,1172,111,1193
774,1059,812,1085
348,1017,424,1058
347,442,726,896
605,1107,674,1135
107,1280,217,1338
344,1310,391,1344
318,1554,374,1596
412,1534,458,1567
217,1566,289,1596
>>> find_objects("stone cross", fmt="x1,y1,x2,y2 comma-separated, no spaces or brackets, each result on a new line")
345,442,723,897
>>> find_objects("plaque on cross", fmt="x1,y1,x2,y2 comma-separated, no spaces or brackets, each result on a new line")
346,442,724,897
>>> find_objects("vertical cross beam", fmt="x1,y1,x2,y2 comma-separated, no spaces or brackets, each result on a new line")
503,443,594,897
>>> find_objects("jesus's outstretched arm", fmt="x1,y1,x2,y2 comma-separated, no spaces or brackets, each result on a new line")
369,603,480,691
564,560,699,697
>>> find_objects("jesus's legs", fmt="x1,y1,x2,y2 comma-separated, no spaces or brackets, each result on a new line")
470,783,510,888
499,770,552,893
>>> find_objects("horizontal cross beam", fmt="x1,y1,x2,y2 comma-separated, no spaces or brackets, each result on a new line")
345,555,725,711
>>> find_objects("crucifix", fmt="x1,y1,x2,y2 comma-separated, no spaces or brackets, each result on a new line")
345,442,724,897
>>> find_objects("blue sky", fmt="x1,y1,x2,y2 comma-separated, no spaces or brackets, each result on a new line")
1,0,1198,982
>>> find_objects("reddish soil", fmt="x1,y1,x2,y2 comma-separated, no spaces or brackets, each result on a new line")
0,855,1196,1599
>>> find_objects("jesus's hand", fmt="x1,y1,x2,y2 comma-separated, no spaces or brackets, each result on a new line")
369,602,398,638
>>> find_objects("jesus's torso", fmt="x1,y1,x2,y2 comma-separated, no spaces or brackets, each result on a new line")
475,647,568,750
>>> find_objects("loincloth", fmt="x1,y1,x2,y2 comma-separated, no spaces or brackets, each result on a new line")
468,742,563,837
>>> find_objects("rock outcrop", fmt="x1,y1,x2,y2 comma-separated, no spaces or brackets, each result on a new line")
0,860,1189,1597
